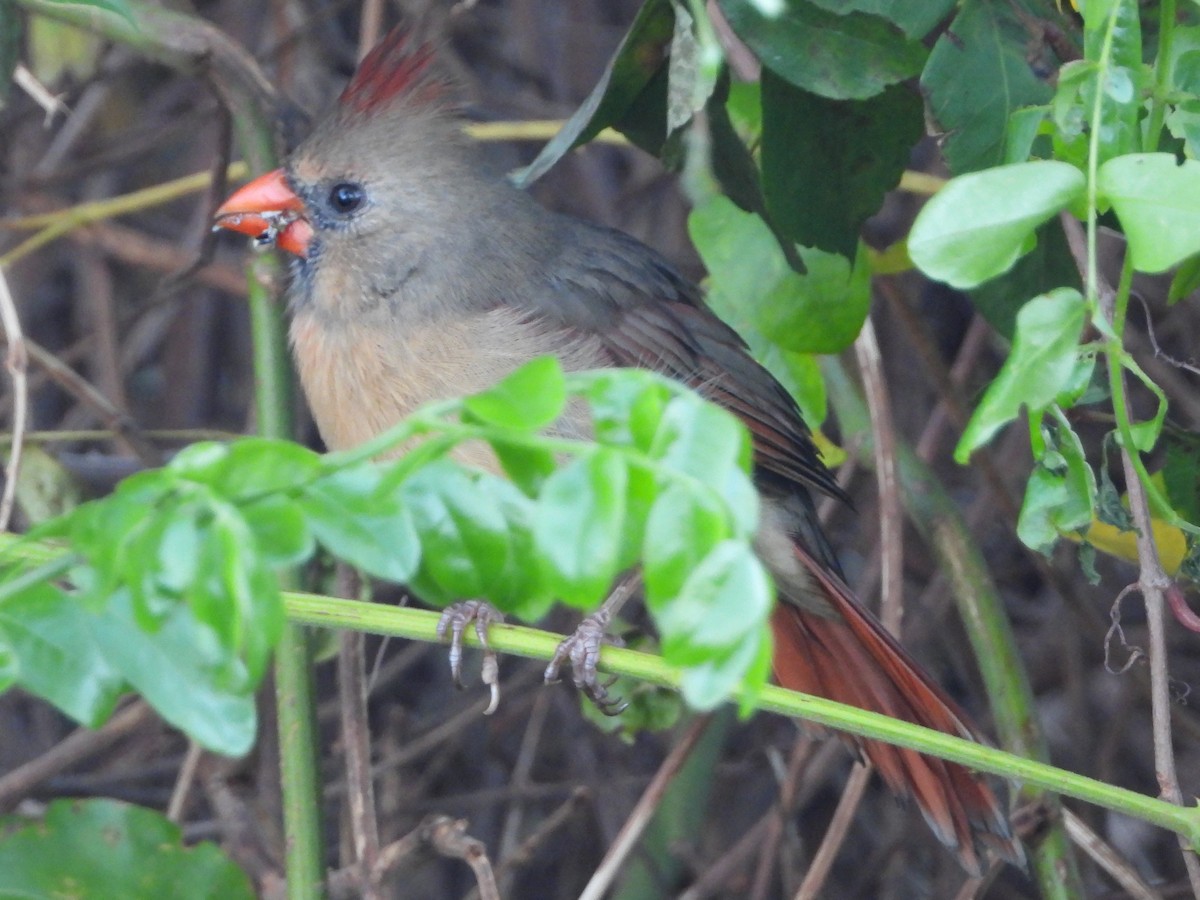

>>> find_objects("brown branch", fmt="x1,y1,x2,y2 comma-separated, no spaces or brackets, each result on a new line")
337,616,382,898
578,715,713,900
23,339,161,467
0,701,155,811
425,816,501,900
792,763,873,900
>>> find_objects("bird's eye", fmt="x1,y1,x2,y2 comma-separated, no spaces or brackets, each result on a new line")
328,182,366,215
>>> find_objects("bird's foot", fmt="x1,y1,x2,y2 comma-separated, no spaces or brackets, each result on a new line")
545,608,628,715
436,599,505,714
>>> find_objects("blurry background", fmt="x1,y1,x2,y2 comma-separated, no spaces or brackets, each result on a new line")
1,1,1198,897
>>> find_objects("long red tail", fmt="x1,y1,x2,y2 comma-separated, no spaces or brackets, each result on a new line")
770,543,1023,874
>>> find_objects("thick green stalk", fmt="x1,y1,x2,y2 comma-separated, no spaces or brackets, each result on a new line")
247,268,325,900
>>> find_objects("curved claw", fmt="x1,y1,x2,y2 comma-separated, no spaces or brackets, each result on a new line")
546,612,627,716
437,600,505,706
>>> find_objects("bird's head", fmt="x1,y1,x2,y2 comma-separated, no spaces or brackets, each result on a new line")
214,28,485,302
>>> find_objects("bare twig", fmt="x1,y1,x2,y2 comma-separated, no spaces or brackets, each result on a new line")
23,339,161,467
855,313,904,630
578,715,713,900
461,788,590,900
782,317,901,893
496,690,551,896
167,740,204,823
338,623,382,899
792,763,872,900
358,0,385,60
1133,293,1200,378
494,788,589,879
0,701,155,810
0,268,29,530
748,736,818,899
425,816,500,900
1063,807,1163,900
13,63,69,124
1105,584,1146,675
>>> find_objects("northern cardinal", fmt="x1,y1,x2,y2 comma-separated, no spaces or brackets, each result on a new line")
216,28,1022,873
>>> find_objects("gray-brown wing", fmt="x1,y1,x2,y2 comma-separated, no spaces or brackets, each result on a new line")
524,218,847,505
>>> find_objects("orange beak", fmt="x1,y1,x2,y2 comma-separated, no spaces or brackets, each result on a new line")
214,168,314,258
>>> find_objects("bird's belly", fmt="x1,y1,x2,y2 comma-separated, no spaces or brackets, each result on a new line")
289,307,605,466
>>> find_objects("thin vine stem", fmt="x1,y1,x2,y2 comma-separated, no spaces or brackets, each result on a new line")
1083,0,1200,890
282,591,1200,850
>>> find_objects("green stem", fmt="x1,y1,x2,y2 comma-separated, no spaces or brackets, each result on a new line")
283,591,1200,849
247,256,324,899
1145,0,1177,152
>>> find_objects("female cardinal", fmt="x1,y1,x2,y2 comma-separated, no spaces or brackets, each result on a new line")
215,27,1022,874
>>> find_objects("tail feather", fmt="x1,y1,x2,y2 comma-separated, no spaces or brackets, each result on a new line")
771,543,1024,874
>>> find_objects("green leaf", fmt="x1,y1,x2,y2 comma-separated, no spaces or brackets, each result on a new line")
804,0,955,38
1165,99,1200,160
1052,0,1144,171
679,622,773,711
0,799,253,900
13,445,83,525
0,581,124,726
718,0,927,100
922,0,1059,174
586,369,671,453
39,0,137,24
402,461,518,605
666,0,720,134
463,356,567,431
301,464,420,583
659,541,772,661
1054,35,1142,167
580,672,684,739
1005,105,1052,165
651,392,750,483
1163,431,1200,524
1168,251,1200,304
205,509,283,683
470,474,552,620
690,195,871,353
1098,154,1200,273
643,483,728,606
1081,0,1141,81
1016,416,1096,554
1096,451,1136,531
1018,467,1076,555
514,0,675,186
0,630,14,691
489,437,557,497
534,451,627,609
761,73,923,258
240,494,315,566
908,161,1086,289
967,222,1081,339
955,288,1087,462
170,438,321,500
90,591,257,756
66,469,175,606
